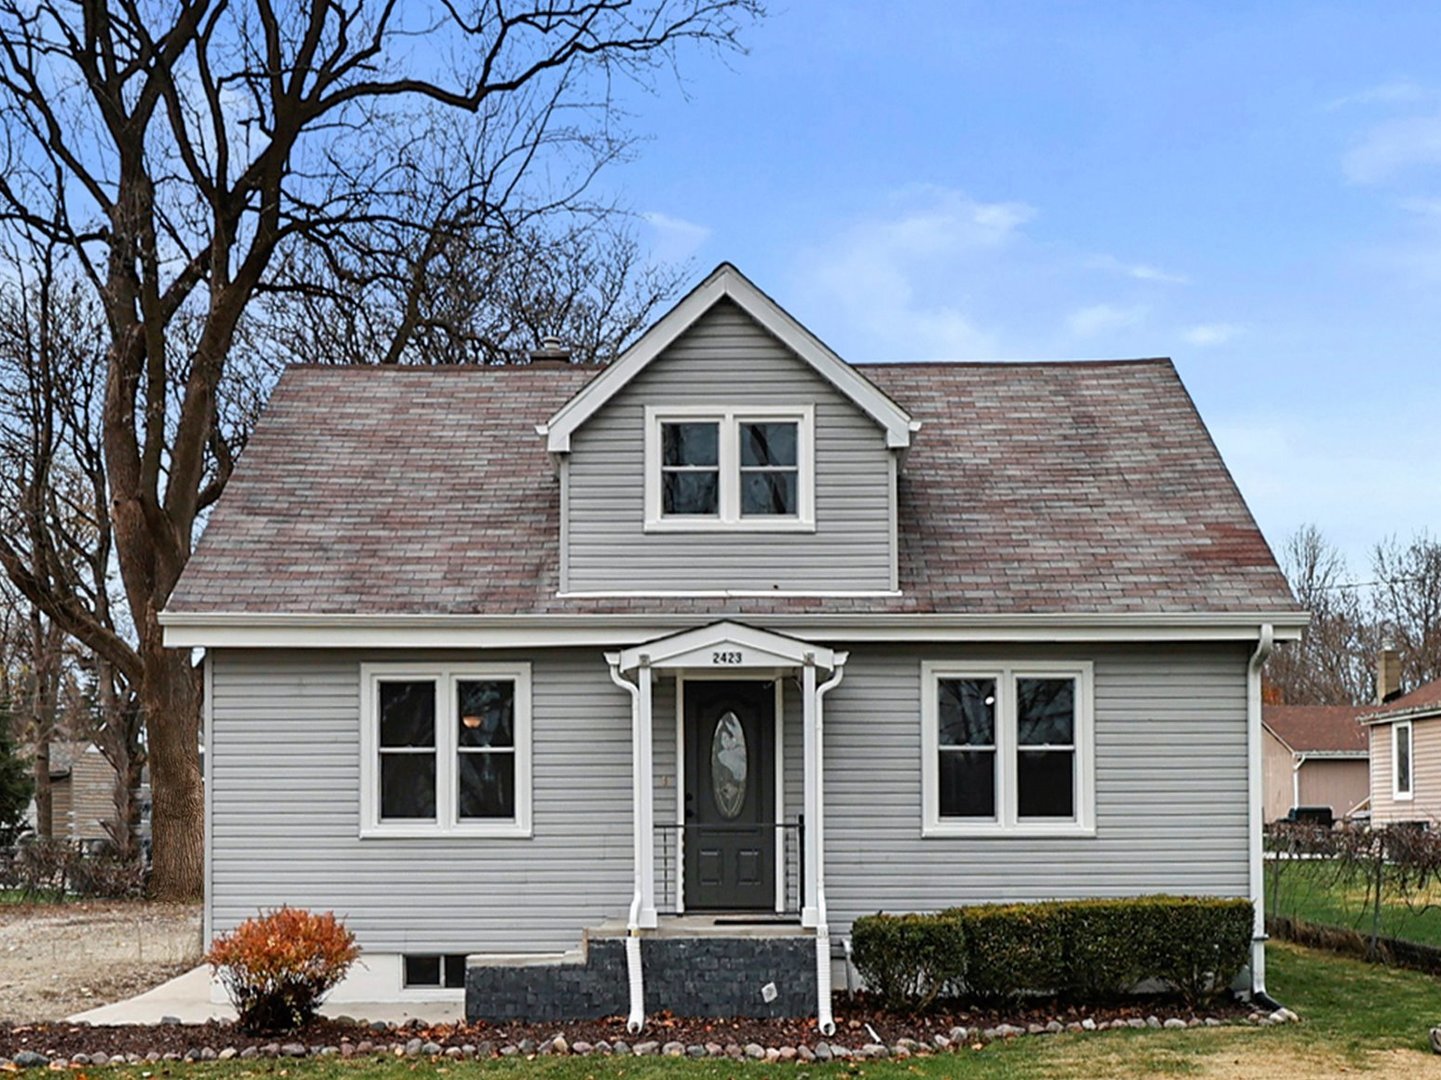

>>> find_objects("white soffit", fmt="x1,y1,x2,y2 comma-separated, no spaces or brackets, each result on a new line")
540,263,916,452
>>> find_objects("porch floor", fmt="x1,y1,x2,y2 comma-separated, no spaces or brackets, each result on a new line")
588,913,808,939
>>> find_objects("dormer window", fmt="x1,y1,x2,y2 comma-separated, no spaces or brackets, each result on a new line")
645,405,815,531
661,421,720,515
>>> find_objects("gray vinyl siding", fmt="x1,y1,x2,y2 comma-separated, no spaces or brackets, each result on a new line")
822,642,1253,932
565,299,895,592
209,647,636,954
209,640,1251,953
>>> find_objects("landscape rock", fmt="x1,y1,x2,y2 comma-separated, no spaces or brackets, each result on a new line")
744,1043,765,1060
1081,1018,1097,1031
662,1040,685,1056
633,1040,659,1056
1164,1019,1187,1030
14,1051,48,1069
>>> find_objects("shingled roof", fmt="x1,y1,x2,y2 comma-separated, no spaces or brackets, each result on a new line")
1263,705,1370,754
166,357,1299,618
1362,677,1441,724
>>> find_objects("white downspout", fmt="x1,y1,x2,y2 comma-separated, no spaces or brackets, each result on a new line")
606,655,646,1035
812,655,847,1037
1247,624,1275,1001
1291,753,1304,813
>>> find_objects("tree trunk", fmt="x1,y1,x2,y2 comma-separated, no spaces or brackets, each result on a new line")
141,642,203,899
28,607,55,840
32,732,51,839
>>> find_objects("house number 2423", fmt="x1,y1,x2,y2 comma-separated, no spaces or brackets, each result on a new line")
711,651,743,665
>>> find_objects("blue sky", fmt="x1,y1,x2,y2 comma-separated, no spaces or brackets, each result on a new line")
601,0,1441,575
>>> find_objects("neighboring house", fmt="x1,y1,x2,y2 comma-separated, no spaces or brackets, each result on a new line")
1261,706,1369,822
25,742,119,845
1363,677,1441,826
160,264,1305,1025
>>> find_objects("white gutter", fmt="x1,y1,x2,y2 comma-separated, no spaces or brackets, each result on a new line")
812,656,847,1037
606,656,646,1035
1247,623,1275,1000
159,609,1310,649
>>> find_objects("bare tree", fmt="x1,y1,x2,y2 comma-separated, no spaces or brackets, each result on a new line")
1372,533,1441,691
269,214,687,367
1266,524,1378,704
0,1,759,898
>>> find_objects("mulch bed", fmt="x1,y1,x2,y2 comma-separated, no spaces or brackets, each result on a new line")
0,994,1259,1065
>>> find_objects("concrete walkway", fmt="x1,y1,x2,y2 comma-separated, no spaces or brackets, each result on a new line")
69,967,463,1026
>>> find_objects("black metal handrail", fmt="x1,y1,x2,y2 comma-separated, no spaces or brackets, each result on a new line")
653,816,805,914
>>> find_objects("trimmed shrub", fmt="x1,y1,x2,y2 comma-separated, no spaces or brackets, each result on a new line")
1130,896,1254,1006
851,912,967,1011
949,903,1069,1000
206,907,360,1032
1058,898,1169,999
853,895,1255,1008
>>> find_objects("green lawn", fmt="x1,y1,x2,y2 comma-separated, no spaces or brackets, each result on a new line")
1268,857,1441,948
43,944,1441,1078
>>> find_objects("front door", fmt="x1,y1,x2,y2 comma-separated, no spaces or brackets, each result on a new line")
684,680,776,911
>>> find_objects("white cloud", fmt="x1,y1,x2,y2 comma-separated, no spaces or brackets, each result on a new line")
1086,254,1189,284
1343,112,1441,184
1328,80,1433,111
787,186,1036,359
1182,322,1243,347
642,211,711,263
1065,303,1146,339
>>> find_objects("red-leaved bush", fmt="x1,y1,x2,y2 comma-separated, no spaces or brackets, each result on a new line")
206,907,359,1032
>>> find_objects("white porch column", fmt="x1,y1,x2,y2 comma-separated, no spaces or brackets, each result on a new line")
801,659,820,928
638,659,657,927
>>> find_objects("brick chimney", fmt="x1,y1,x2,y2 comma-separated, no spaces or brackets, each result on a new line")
527,334,572,367
1377,646,1403,705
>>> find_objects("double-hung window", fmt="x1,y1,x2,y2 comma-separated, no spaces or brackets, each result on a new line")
645,405,814,530
1394,720,1414,801
922,662,1094,836
360,662,532,838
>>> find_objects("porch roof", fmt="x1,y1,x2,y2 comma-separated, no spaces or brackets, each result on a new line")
608,620,844,674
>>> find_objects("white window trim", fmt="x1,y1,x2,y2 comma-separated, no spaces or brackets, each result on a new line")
1393,720,1414,802
359,662,533,839
920,661,1096,838
643,404,816,532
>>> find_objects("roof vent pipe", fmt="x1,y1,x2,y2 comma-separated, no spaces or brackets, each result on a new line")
528,335,572,367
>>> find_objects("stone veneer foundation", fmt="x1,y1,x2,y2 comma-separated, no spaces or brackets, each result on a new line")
465,936,818,1023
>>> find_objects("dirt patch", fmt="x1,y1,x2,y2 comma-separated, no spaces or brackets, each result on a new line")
0,901,201,1024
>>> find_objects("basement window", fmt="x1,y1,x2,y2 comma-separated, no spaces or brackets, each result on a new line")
404,954,467,990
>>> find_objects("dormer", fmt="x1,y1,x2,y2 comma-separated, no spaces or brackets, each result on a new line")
542,264,915,597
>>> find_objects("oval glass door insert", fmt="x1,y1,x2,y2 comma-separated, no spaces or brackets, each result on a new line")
711,710,748,819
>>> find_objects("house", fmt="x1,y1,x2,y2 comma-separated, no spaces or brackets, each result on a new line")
160,263,1305,1028
1363,671,1441,826
1261,706,1369,823
46,742,120,845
